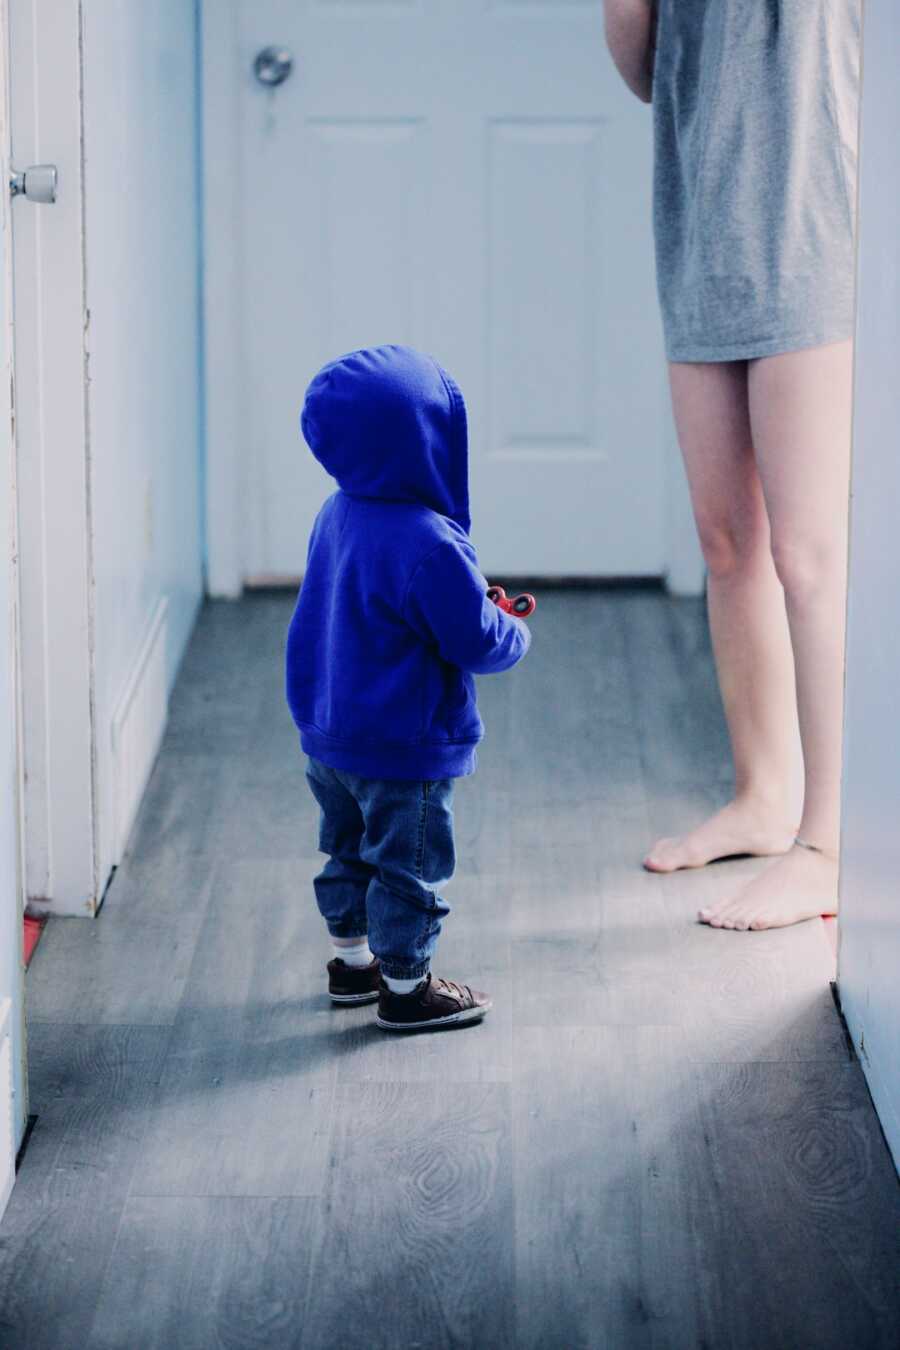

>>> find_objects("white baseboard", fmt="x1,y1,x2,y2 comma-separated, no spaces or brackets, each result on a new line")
110,598,170,865
0,998,14,1222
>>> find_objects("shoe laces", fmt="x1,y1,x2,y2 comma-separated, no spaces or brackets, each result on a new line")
434,977,470,1002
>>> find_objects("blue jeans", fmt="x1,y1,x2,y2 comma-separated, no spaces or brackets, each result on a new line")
305,757,455,980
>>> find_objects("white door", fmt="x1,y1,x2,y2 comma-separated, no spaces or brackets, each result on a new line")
0,201,22,1216
7,0,98,917
0,5,27,1213
211,0,667,582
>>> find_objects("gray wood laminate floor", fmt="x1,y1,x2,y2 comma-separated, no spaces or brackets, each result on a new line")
2,591,898,1350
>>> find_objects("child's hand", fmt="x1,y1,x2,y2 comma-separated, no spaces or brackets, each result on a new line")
486,585,536,619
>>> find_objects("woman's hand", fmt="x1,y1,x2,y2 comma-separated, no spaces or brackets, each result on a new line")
604,0,656,104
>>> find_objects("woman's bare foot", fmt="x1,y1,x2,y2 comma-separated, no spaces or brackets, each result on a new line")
643,799,796,873
698,844,838,931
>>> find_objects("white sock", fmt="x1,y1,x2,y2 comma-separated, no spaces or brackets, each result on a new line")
383,973,426,995
332,939,373,968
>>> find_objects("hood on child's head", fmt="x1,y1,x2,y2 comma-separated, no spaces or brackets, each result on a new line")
300,344,471,533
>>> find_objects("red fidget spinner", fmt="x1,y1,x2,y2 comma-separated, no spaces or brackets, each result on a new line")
486,585,536,619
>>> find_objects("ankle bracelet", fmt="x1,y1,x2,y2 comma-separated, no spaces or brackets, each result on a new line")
794,835,839,861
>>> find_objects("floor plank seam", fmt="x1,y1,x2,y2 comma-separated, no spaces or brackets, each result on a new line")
25,1018,181,1031
126,1192,325,1201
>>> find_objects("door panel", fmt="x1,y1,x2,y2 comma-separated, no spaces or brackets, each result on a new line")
308,120,428,354
489,121,602,456
236,0,665,578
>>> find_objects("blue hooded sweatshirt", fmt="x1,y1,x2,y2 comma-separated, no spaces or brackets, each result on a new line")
286,345,531,780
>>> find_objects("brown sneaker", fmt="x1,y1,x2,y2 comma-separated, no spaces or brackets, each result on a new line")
327,957,381,1005
376,974,492,1032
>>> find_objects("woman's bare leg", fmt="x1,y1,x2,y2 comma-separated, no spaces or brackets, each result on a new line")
645,360,799,872
700,340,853,929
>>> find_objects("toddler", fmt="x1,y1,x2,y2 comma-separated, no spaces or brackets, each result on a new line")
286,345,531,1031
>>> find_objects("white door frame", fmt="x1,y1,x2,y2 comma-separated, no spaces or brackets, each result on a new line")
8,0,97,917
199,2,704,599
201,0,247,600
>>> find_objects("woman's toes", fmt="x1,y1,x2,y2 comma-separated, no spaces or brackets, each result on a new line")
697,850,839,933
700,897,751,929
723,904,752,930
644,839,677,871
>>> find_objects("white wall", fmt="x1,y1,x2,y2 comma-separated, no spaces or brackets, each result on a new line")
81,0,204,887
838,1,900,1170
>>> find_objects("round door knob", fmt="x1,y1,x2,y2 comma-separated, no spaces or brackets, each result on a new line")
10,164,57,204
253,46,293,88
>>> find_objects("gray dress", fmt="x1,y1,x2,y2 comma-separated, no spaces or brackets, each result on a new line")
652,0,861,363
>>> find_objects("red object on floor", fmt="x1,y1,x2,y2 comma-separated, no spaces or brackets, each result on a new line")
23,915,46,967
